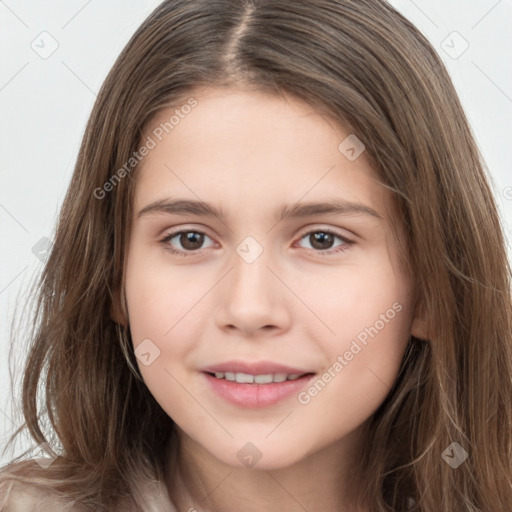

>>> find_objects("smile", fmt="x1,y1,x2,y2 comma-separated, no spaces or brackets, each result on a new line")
202,371,316,408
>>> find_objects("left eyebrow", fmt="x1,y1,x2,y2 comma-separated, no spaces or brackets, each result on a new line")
137,198,383,221
279,200,382,221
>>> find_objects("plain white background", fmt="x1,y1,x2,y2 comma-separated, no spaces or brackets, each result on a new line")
1,0,511,465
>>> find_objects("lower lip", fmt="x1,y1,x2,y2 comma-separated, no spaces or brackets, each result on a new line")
202,372,316,408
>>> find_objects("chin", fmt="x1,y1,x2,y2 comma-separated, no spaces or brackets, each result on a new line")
213,439,307,471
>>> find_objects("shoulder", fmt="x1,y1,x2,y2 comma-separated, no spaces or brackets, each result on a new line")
0,463,177,512
0,478,78,512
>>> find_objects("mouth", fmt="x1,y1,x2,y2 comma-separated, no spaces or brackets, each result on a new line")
204,371,315,384
201,370,317,408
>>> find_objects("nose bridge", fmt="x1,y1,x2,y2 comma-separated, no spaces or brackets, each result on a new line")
230,234,273,298
215,233,290,334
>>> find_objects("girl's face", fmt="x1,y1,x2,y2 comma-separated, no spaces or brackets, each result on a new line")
123,86,426,469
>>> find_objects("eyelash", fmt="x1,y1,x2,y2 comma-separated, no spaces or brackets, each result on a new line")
159,227,354,257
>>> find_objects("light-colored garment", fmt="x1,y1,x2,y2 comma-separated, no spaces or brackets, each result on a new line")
0,477,179,512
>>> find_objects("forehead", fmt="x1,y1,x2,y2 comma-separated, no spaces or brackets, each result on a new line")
134,86,390,223
142,86,347,161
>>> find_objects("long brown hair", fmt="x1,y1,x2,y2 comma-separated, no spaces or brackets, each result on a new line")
1,0,511,510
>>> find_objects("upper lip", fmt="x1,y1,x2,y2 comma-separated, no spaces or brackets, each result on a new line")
202,360,314,375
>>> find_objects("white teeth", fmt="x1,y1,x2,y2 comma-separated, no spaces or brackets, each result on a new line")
254,374,273,384
235,372,254,384
211,371,306,383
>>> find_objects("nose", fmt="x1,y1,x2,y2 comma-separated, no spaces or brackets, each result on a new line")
215,246,292,338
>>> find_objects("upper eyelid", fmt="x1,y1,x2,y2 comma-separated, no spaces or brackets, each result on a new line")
296,225,354,240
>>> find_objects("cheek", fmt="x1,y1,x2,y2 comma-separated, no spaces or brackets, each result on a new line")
324,300,410,399
124,250,206,412
289,302,411,456
124,246,199,343
300,249,409,342
297,255,412,418
124,272,192,423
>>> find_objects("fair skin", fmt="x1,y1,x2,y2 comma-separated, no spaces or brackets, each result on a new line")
122,85,427,512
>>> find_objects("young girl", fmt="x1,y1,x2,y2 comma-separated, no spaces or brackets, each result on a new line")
1,0,511,511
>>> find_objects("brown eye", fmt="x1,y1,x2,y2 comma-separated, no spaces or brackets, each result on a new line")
308,232,335,250
178,232,204,250
296,229,352,254
160,230,214,255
